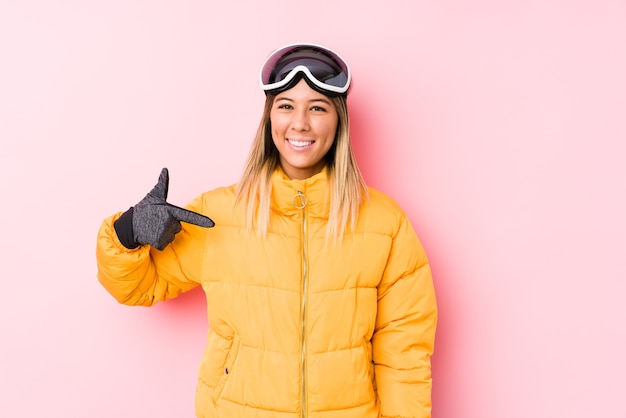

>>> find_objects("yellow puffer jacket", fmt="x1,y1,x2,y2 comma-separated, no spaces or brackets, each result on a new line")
96,169,437,418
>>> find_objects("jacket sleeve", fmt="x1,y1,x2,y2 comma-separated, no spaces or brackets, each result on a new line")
373,213,437,418
96,196,208,306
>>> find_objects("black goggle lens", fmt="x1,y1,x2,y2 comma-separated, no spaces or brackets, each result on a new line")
261,45,350,95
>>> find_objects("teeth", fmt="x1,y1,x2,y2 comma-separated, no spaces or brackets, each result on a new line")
288,139,313,147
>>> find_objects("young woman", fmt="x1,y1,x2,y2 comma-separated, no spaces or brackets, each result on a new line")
96,43,437,418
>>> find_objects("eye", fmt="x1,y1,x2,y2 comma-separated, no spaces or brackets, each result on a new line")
277,103,293,110
311,105,327,112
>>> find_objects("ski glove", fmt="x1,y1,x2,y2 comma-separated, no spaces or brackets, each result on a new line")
114,168,214,251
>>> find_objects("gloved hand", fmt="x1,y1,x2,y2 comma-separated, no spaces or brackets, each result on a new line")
114,168,215,251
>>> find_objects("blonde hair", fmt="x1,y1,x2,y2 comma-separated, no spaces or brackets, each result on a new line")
235,94,368,240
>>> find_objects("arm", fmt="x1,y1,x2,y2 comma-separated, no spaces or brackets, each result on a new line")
95,168,214,306
373,214,437,418
96,212,200,306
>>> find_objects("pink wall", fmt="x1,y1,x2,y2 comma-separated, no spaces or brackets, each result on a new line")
1,1,625,417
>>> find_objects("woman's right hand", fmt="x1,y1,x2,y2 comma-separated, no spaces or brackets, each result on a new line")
114,168,215,251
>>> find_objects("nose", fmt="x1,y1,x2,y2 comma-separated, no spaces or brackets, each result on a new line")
290,108,310,131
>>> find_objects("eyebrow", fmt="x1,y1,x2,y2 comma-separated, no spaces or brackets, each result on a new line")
275,97,332,105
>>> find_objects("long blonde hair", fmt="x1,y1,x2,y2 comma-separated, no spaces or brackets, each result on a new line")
235,94,368,240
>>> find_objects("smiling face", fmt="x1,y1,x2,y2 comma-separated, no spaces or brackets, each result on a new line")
270,79,339,180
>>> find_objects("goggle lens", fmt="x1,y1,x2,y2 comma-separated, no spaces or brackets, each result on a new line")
260,44,351,95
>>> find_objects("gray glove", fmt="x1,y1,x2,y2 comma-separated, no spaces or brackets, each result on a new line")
132,168,214,250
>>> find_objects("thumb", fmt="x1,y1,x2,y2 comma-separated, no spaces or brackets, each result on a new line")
146,167,169,202
168,204,215,228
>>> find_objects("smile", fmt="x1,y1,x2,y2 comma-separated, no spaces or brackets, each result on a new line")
287,139,314,148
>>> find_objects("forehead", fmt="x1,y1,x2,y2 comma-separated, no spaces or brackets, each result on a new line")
273,79,333,103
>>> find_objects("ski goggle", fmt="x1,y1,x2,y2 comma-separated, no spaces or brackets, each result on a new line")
260,43,351,96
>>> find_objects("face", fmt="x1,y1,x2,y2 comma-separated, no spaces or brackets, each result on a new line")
270,79,339,180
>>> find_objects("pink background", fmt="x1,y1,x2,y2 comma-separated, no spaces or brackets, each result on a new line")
1,1,625,417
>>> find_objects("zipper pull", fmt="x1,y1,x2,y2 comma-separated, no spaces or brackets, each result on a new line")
292,191,307,209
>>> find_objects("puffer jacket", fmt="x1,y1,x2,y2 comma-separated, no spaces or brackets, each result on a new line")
96,168,437,418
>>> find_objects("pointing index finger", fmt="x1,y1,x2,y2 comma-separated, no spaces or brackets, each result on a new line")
167,204,215,228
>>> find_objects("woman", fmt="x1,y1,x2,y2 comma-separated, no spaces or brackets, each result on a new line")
96,42,437,418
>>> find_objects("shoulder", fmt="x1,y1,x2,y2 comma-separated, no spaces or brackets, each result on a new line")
186,183,240,224
198,183,238,203
357,187,409,236
364,187,407,218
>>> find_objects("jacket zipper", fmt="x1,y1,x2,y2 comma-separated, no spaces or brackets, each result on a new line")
293,191,308,418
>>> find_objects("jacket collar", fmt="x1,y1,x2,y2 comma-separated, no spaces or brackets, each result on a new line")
271,167,330,219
